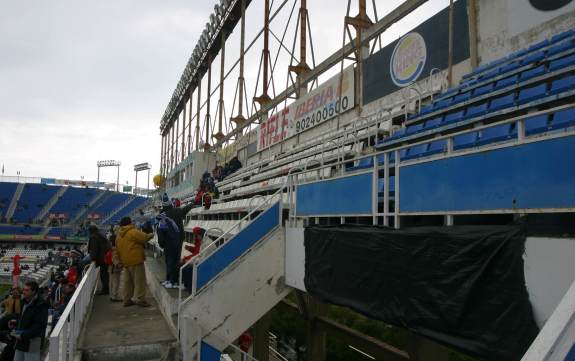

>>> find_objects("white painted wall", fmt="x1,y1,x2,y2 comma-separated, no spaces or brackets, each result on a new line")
285,227,306,291
524,237,575,328
476,0,575,63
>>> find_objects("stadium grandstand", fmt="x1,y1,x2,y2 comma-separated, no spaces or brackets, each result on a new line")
0,181,149,242
3,1,575,361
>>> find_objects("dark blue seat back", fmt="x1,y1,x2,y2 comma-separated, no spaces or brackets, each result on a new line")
453,132,478,150
518,83,547,104
551,107,575,130
444,110,465,124
520,65,546,81
550,74,575,95
489,93,516,112
477,123,516,146
549,53,575,72
525,114,550,136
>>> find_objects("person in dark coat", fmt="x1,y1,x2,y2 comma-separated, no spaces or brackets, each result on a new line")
88,226,111,295
157,193,194,289
9,280,49,361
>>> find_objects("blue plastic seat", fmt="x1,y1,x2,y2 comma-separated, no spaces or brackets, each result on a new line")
499,61,521,74
423,117,443,130
508,49,528,60
551,107,575,130
405,123,424,135
472,83,494,97
549,74,575,95
517,83,547,104
525,114,550,136
433,97,453,111
528,39,549,52
495,75,518,90
547,40,574,57
477,123,517,146
551,30,574,43
489,93,516,112
419,104,434,115
452,91,471,104
391,128,406,139
520,65,546,81
426,140,447,156
403,143,429,161
480,68,500,81
444,110,465,124
549,53,575,72
453,132,479,150
465,102,488,119
521,51,545,66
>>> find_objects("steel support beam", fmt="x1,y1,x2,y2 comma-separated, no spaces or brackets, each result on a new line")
254,0,272,106
204,62,212,150
188,88,193,155
214,31,226,143
231,0,247,128
196,78,202,151
215,0,429,148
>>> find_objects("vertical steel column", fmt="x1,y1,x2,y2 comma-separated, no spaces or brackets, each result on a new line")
214,31,226,143
345,0,372,112
175,114,180,163
188,88,193,155
182,103,187,161
204,62,212,150
288,0,311,94
231,0,247,128
467,0,479,69
170,123,175,171
160,135,164,177
254,0,271,106
447,0,454,86
196,79,202,151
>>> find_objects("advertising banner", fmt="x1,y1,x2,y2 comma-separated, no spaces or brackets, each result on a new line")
363,0,470,104
257,66,355,151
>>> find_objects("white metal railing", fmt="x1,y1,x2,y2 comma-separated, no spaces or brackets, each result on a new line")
49,263,99,361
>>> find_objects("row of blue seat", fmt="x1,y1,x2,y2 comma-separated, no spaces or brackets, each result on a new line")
349,106,575,171
462,29,575,81
415,52,575,121
387,73,575,143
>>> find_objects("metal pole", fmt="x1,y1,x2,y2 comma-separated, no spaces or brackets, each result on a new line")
188,89,193,155
239,0,246,117
215,30,226,142
147,168,150,193
175,114,180,163
116,165,120,193
467,0,479,69
263,0,270,98
97,166,100,184
196,78,201,151
182,104,186,161
135,171,138,195
447,0,454,86
205,62,212,150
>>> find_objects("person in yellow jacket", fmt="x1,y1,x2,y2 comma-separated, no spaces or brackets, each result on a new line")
2,287,22,316
116,217,153,307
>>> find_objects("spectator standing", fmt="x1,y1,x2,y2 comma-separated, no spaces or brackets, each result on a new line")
10,280,49,361
88,226,111,295
157,193,194,289
11,253,26,288
107,238,122,302
116,217,153,307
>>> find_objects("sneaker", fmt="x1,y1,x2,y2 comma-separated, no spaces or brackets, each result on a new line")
167,283,179,289
163,281,173,289
161,280,170,286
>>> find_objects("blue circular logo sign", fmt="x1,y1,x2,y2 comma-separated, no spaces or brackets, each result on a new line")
390,32,427,87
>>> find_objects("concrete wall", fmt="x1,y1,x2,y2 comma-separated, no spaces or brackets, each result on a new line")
476,0,575,63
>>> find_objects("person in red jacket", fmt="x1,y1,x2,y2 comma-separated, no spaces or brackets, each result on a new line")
181,227,205,292
11,253,26,288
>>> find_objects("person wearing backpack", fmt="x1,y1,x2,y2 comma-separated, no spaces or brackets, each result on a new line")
157,193,194,289
88,226,111,295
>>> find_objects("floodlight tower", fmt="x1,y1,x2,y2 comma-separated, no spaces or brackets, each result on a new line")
133,163,152,196
96,160,121,192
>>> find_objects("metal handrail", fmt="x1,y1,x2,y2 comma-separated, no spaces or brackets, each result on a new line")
429,68,442,103
402,83,422,120
49,263,99,361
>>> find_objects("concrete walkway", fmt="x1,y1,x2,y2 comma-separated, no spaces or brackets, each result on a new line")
79,285,176,361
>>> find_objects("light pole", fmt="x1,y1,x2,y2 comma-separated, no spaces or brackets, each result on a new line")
96,160,121,192
134,163,152,197
16,171,20,183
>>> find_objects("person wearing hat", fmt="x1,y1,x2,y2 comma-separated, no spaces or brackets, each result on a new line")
88,225,111,295
180,227,205,292
116,216,154,307
157,193,194,289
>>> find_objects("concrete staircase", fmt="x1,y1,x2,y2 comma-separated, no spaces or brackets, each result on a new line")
178,201,291,361
5,183,24,220
100,196,136,225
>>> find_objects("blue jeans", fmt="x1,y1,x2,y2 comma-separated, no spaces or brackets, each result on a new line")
13,350,40,361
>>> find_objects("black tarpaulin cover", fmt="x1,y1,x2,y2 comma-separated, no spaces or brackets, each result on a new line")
304,225,539,360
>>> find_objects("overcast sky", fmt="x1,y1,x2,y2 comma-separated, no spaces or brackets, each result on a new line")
0,0,446,187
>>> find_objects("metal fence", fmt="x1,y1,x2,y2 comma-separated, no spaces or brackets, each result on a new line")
48,263,99,361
